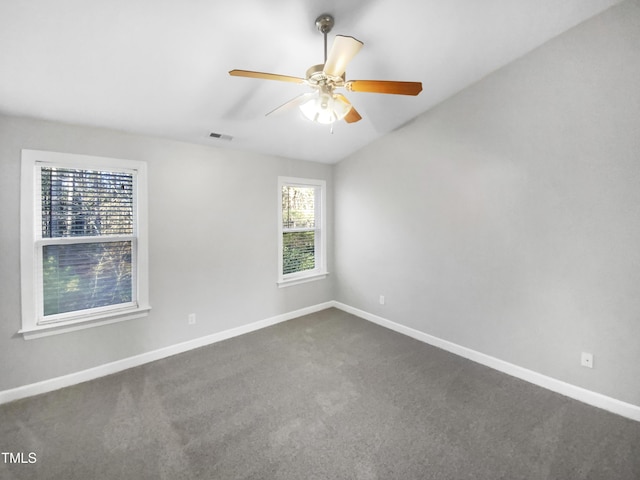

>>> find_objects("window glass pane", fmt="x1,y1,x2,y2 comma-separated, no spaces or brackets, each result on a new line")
41,167,134,238
42,241,132,316
282,186,315,229
283,231,315,275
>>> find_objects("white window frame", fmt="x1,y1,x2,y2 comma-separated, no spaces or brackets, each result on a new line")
20,149,150,339
277,176,328,287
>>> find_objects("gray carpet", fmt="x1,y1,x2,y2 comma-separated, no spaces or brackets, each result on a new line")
1,308,639,479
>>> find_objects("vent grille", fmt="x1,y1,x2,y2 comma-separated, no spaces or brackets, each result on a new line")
209,132,233,141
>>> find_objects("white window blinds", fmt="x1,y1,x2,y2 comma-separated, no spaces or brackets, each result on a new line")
37,166,137,321
282,185,317,275
41,168,134,237
277,177,326,286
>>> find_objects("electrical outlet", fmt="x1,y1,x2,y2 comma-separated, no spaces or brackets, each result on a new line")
379,295,385,305
188,313,196,325
581,352,593,368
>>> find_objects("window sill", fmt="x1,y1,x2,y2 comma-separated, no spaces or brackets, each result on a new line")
19,306,151,340
277,271,329,288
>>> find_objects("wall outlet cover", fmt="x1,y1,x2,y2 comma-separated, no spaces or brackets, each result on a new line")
581,352,593,368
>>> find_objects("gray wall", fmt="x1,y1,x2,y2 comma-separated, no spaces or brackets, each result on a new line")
0,115,334,391
335,0,640,405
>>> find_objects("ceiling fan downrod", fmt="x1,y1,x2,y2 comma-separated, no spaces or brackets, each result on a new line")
315,14,334,63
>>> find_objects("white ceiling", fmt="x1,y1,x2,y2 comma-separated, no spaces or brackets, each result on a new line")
0,0,623,164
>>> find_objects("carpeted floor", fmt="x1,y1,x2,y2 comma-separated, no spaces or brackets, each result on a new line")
1,308,639,479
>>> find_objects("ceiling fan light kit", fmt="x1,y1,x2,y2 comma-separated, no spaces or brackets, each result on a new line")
299,87,352,124
229,14,422,126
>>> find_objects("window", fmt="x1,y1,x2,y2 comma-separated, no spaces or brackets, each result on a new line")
278,177,327,287
20,150,150,339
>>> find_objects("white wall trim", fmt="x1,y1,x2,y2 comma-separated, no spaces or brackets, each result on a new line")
0,302,333,406
3,299,639,423
332,301,640,423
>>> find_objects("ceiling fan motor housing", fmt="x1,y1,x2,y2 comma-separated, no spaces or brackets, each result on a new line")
305,64,345,89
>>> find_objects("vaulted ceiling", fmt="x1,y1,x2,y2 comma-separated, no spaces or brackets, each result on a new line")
0,0,623,163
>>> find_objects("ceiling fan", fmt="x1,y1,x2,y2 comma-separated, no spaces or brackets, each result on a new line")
229,14,422,125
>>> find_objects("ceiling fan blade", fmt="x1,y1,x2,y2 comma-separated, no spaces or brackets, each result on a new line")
335,93,362,123
344,106,362,123
266,93,313,116
345,80,423,96
229,69,305,84
323,35,364,78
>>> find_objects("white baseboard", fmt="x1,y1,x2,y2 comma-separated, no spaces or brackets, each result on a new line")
0,302,333,405
332,301,640,423
3,300,639,423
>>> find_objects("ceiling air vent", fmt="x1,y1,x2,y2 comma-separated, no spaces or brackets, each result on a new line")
209,132,233,141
